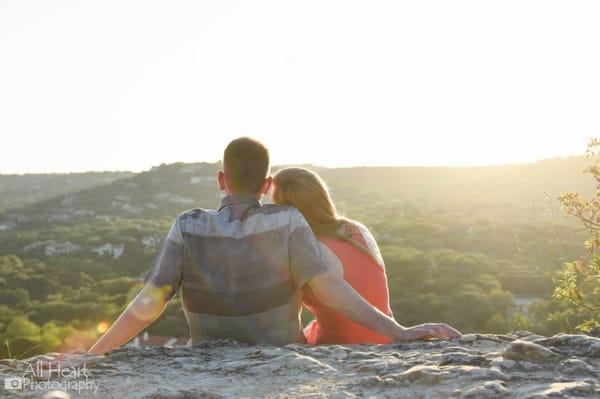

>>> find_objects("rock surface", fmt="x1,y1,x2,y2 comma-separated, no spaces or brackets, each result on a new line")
1,332,600,398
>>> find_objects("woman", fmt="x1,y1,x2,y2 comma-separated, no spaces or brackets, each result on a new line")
272,167,393,344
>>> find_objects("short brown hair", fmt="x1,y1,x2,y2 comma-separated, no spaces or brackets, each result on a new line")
223,137,270,194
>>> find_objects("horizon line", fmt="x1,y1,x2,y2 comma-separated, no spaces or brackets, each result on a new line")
0,152,586,176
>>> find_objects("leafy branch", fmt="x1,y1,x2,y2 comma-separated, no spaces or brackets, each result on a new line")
554,138,600,331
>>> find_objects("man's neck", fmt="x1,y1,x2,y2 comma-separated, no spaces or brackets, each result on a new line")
226,192,262,201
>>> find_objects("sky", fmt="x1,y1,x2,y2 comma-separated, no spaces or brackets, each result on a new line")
1,0,599,174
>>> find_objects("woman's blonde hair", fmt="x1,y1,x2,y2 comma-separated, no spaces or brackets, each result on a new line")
271,167,375,260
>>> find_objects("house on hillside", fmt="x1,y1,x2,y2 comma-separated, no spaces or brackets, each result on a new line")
155,192,194,205
61,196,75,207
45,242,81,256
155,192,173,201
120,204,143,214
23,240,52,252
177,164,203,175
112,195,133,210
5,213,28,223
126,332,189,348
48,213,71,223
93,244,125,259
74,209,95,217
0,222,15,231
142,235,160,251
96,215,115,222
190,176,215,185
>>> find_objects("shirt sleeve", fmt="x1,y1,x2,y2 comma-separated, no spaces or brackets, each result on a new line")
288,208,330,288
143,217,184,300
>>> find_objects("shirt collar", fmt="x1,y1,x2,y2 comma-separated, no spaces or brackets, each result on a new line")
218,194,261,211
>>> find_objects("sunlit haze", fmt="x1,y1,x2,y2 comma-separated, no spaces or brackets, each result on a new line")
1,1,598,173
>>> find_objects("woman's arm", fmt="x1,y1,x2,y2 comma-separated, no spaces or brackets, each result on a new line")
88,283,170,355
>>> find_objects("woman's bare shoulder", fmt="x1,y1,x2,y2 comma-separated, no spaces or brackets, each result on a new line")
347,220,386,269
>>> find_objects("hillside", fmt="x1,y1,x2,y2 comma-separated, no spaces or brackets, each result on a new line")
0,155,595,358
0,171,134,214
1,156,593,227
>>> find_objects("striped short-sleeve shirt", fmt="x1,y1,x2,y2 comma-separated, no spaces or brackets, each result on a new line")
144,194,329,345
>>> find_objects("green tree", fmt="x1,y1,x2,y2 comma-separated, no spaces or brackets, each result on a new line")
510,312,533,332
554,138,600,331
5,317,40,341
484,313,510,333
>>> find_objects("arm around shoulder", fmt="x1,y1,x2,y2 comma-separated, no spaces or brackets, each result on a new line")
307,271,462,342
307,271,407,341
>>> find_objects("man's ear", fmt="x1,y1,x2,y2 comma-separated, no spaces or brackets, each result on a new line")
259,177,273,196
217,171,226,191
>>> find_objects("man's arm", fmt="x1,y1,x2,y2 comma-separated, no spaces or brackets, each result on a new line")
288,209,460,341
89,217,185,355
88,283,169,355
308,271,461,341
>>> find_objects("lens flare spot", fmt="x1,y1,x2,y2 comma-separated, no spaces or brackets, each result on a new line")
126,282,145,303
130,285,167,321
96,322,110,334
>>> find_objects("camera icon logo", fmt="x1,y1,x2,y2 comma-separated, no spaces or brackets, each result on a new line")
4,377,23,390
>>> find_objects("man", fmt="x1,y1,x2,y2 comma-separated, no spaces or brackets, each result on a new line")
89,138,459,354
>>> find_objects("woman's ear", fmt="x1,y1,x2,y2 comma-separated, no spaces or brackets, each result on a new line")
260,177,273,196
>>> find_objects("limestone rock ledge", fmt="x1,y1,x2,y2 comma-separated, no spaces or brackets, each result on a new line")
2,331,600,398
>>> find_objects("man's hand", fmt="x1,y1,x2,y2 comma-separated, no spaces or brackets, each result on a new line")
396,323,461,341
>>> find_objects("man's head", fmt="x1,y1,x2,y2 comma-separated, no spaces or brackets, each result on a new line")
218,137,272,196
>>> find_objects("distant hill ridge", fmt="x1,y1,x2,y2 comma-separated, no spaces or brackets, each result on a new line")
0,155,593,226
0,171,134,213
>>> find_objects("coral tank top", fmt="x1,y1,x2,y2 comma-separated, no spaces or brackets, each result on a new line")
303,223,393,344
